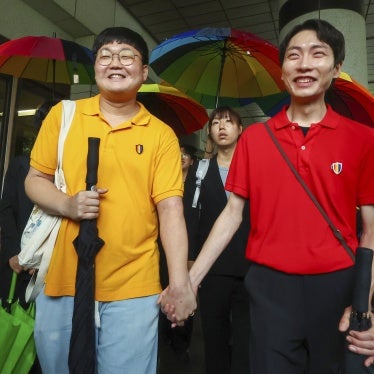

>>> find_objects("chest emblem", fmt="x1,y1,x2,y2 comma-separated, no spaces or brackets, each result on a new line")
136,144,143,154
331,162,343,175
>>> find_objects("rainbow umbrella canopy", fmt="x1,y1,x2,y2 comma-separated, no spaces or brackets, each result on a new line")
137,83,208,136
150,27,285,108
0,35,95,85
253,72,374,127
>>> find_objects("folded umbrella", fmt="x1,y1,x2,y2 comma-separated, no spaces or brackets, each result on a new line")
69,137,104,374
341,247,374,373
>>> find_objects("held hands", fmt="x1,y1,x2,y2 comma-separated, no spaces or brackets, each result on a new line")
158,280,197,327
339,306,374,367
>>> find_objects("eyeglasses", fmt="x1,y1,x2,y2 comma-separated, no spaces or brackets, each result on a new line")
96,48,140,66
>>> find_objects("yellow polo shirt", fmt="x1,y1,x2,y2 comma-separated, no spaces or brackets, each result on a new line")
30,95,183,301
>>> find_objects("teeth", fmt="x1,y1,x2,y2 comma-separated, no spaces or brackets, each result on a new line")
109,74,123,78
296,78,312,83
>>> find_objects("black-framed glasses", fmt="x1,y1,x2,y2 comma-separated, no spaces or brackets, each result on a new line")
96,48,140,66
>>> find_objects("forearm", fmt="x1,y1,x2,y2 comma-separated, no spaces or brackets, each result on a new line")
25,167,69,217
158,196,197,323
358,205,374,307
189,194,244,291
158,196,189,287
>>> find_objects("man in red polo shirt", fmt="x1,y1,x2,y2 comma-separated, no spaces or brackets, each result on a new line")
183,19,374,373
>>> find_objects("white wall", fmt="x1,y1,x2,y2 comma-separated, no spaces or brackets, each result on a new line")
0,0,71,39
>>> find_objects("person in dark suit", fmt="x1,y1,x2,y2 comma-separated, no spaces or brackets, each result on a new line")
0,100,57,374
0,154,34,306
183,107,250,374
158,144,197,372
0,100,58,306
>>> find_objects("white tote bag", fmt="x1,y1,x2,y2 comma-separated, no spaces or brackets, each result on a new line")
18,100,76,301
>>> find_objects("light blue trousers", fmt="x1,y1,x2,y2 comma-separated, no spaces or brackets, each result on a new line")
34,291,159,374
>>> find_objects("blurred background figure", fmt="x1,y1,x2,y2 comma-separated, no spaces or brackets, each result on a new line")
181,144,197,182
0,100,58,306
183,107,251,374
0,100,58,374
158,143,198,372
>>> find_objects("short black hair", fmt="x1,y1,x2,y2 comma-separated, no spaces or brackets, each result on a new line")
207,106,242,133
279,19,345,67
92,27,149,64
180,144,197,161
34,99,59,128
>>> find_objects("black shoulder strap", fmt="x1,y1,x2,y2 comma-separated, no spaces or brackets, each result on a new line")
263,121,355,262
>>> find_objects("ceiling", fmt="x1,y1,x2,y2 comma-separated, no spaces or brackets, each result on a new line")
117,0,374,123
22,0,374,124
118,0,374,85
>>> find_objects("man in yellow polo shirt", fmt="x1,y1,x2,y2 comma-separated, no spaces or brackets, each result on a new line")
24,26,196,373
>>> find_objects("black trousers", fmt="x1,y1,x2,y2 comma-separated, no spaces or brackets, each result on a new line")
199,274,250,374
245,263,355,374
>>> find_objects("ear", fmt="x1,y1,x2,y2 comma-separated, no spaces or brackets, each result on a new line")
333,63,342,79
142,65,149,82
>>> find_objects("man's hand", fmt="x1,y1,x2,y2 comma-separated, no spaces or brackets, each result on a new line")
158,282,197,327
339,306,374,367
66,188,108,221
9,255,24,273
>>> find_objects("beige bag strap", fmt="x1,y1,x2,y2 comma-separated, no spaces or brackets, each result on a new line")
25,100,76,302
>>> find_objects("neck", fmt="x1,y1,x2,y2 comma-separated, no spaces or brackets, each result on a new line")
182,169,188,182
287,97,327,127
99,96,140,128
217,145,236,168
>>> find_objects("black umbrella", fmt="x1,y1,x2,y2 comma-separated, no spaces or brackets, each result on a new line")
341,247,374,373
68,137,104,374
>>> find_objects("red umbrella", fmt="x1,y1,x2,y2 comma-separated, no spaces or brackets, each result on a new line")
253,72,374,127
326,72,374,127
0,35,95,85
137,83,208,136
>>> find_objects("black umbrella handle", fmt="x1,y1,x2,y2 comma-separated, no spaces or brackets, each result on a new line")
86,137,100,191
352,247,373,313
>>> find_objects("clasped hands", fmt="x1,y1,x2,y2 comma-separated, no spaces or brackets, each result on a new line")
158,281,197,327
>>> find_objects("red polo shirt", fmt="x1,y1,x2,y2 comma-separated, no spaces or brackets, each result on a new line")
226,106,374,274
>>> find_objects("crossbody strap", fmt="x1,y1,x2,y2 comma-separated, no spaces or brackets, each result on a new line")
263,121,355,262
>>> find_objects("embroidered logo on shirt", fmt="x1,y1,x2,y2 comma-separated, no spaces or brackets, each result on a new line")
136,144,143,154
331,162,343,175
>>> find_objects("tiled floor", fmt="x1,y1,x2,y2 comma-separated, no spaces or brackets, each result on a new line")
157,307,205,374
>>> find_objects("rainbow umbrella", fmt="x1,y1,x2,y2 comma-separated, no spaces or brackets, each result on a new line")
150,27,285,108
0,35,95,85
253,72,374,127
137,84,208,136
